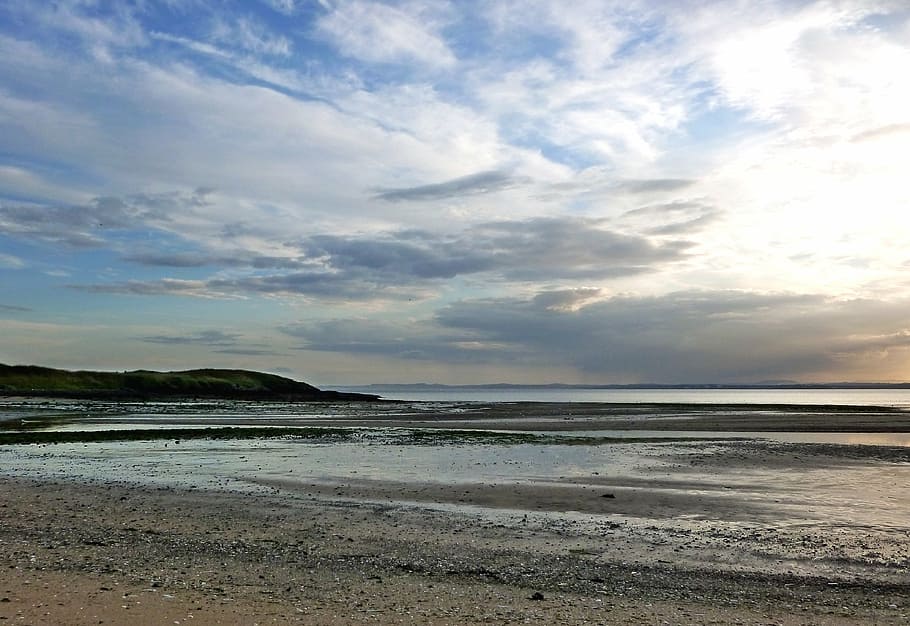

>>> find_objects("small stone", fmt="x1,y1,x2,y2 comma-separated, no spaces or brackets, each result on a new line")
601,493,615,499
529,592,545,601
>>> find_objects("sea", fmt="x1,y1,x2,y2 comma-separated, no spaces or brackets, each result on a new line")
336,386,910,408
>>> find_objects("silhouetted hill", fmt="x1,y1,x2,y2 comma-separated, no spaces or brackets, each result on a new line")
0,365,379,401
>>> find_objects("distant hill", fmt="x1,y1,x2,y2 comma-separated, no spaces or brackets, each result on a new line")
0,365,379,401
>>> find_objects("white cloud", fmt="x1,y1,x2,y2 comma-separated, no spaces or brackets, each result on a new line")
150,31,232,59
211,16,292,57
316,0,456,68
2,1,909,381
0,165,88,205
22,1,145,62
0,252,24,268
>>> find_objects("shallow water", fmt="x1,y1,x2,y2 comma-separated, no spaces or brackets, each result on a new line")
3,398,910,447
542,430,910,447
4,396,910,590
3,435,908,528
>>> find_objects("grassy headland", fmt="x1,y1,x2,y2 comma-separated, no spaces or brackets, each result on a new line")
0,364,378,401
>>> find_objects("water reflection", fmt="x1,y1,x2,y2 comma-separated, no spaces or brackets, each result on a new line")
2,398,910,447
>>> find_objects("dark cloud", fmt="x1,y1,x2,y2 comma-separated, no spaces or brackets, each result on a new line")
543,177,697,200
0,189,211,248
138,330,241,346
621,200,707,218
207,270,424,300
620,179,694,193
620,201,721,235
282,318,478,361
137,329,282,356
531,288,603,311
537,176,700,206
76,216,691,299
646,210,720,235
214,348,284,356
124,252,218,268
281,290,910,382
297,217,690,283
74,279,218,297
301,233,494,279
123,251,310,269
466,218,690,280
373,170,521,202
0,303,32,312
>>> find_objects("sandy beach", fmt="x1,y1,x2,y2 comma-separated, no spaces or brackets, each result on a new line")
2,474,908,625
2,401,910,624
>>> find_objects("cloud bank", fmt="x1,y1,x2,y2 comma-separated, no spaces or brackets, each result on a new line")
285,290,910,383
0,1,908,383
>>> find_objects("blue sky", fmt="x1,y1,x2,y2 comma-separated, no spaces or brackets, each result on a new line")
1,0,909,385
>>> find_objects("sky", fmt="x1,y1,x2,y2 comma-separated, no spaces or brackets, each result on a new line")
1,0,909,385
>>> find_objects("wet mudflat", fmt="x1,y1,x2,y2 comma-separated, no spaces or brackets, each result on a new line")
1,398,909,623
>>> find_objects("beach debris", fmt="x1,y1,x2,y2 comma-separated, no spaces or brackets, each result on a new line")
601,493,616,499
529,592,545,601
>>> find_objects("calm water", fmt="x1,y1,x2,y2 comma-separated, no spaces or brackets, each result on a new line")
3,390,910,447
341,386,910,408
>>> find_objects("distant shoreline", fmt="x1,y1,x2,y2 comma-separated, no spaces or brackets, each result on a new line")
340,382,910,391
3,398,909,435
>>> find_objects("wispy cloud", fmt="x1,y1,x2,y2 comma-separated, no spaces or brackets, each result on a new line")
211,16,292,58
1,1,909,382
850,123,910,143
0,189,210,248
0,303,31,313
619,201,722,236
135,329,284,356
73,279,235,299
0,252,24,268
262,0,300,16
138,330,242,346
373,170,522,202
316,0,456,68
621,179,694,194
74,217,691,299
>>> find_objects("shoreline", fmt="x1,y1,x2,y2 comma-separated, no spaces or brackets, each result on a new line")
2,475,908,625
3,399,910,623
4,399,910,433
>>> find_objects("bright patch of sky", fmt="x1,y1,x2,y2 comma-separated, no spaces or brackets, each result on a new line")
1,0,908,384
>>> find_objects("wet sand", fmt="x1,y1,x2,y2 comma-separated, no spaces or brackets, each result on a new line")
24,400,906,433
4,398,910,434
2,473,908,625
287,402,910,432
2,401,910,624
